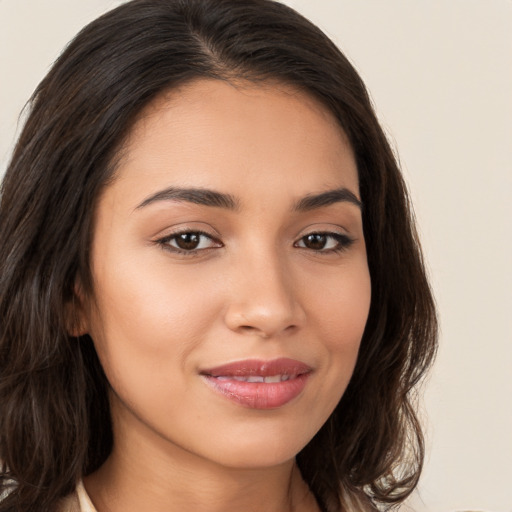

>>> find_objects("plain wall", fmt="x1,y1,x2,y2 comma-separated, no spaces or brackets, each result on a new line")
1,2,511,511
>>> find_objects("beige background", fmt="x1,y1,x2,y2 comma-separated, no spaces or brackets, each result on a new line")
1,1,511,511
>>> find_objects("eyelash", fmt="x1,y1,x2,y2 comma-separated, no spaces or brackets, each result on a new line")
156,230,354,256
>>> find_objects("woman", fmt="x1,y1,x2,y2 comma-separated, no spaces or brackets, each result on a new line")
0,1,437,511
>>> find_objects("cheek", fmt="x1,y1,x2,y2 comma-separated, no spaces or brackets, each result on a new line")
86,259,228,441
310,258,371,348
87,255,224,383
305,260,371,404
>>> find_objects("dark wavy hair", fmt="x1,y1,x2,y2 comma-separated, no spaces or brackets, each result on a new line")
0,1,437,510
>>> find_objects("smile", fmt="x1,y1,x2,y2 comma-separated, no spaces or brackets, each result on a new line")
200,358,312,409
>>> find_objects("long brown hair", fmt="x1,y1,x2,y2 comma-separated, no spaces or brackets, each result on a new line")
0,1,437,510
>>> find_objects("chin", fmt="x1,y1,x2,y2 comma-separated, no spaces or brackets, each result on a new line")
204,424,314,470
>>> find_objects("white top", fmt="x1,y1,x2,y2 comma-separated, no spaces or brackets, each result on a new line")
57,481,97,512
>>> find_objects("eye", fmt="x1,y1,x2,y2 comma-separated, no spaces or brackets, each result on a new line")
158,231,222,253
295,232,354,253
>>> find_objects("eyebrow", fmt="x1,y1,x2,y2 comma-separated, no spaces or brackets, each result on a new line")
136,187,239,210
293,187,362,211
136,186,361,211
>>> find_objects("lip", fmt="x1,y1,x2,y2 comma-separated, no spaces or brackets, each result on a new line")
200,358,312,409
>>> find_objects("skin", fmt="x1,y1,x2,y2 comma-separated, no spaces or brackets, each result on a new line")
81,79,371,512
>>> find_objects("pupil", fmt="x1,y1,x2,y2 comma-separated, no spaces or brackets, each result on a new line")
176,233,200,250
305,234,326,250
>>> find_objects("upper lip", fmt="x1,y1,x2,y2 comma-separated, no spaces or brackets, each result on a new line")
200,358,312,377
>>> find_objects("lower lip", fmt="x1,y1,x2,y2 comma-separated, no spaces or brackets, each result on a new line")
202,374,310,409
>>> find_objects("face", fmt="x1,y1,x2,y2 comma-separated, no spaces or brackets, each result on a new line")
83,79,371,470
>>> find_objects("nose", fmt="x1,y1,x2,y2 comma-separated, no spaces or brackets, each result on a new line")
223,252,306,338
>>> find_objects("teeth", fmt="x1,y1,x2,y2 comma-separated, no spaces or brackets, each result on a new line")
215,374,296,383
246,376,264,383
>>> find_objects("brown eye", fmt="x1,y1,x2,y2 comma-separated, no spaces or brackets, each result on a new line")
174,232,201,250
295,232,354,253
303,234,328,250
160,231,221,253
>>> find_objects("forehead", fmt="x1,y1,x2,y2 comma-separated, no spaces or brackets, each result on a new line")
108,79,359,206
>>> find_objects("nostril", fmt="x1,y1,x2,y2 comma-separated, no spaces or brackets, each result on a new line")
237,323,298,338
239,325,265,335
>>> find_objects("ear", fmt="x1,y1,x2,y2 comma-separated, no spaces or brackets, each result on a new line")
66,279,89,337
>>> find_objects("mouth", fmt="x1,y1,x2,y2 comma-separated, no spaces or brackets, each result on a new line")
215,374,297,383
200,358,312,409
